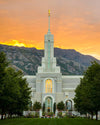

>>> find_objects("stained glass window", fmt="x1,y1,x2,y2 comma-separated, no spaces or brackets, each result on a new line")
45,79,52,93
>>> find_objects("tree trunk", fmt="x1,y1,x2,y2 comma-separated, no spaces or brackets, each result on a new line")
1,109,4,120
10,114,12,118
86,113,88,118
1,113,3,120
91,112,93,120
96,111,98,120
4,114,7,119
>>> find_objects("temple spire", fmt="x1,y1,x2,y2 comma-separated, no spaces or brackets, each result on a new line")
48,9,50,33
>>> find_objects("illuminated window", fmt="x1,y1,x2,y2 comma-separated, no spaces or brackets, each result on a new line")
45,79,52,93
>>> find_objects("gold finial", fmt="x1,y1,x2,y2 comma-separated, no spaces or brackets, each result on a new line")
48,9,50,16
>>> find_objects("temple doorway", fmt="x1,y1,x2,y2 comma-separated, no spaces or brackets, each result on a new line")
65,100,72,111
45,97,52,112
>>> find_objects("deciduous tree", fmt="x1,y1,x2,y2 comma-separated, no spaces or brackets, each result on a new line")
74,61,100,120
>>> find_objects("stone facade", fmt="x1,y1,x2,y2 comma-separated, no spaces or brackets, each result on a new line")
24,75,82,112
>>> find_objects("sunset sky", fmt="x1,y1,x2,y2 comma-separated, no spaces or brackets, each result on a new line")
0,0,100,59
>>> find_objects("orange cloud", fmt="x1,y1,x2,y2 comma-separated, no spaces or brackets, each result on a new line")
0,0,100,60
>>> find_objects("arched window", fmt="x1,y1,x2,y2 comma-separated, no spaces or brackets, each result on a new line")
45,79,52,93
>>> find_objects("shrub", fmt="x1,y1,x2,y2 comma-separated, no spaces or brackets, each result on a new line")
26,112,34,118
58,112,62,118
42,112,46,116
35,112,39,118
47,112,53,117
33,101,41,111
57,101,65,111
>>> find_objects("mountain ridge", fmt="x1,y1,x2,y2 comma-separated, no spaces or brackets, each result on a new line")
0,44,99,75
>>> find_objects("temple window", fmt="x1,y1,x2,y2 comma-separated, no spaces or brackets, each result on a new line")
45,79,52,93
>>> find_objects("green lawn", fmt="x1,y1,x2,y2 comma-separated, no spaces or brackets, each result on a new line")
0,118,100,125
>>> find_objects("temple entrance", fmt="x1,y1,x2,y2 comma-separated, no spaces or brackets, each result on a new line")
66,100,72,111
45,97,52,112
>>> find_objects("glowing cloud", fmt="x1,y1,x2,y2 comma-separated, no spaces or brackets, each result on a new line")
0,40,43,49
13,40,26,47
0,40,26,47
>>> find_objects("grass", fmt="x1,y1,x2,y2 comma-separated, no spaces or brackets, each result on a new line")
0,118,100,125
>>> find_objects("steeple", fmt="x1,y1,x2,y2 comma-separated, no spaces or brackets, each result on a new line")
37,10,60,73
48,9,51,33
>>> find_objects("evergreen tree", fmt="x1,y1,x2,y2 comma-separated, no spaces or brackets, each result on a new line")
53,102,56,114
42,103,45,112
0,52,31,119
0,52,9,119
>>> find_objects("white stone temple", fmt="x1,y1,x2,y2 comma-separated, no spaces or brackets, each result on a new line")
24,10,83,113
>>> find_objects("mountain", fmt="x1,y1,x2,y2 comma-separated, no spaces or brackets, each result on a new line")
0,44,99,75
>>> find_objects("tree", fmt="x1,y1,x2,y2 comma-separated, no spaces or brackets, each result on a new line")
0,52,31,119
53,102,56,114
0,52,9,89
57,101,65,111
42,103,45,112
74,61,100,120
74,80,93,117
0,52,9,119
33,101,41,111
0,52,8,72
15,71,31,115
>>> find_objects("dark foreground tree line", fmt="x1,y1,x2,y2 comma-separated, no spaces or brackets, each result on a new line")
0,52,31,120
74,61,100,120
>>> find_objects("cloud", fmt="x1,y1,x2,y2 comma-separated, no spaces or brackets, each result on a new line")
0,0,100,59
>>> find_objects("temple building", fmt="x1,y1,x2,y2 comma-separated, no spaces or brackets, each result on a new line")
24,10,82,113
